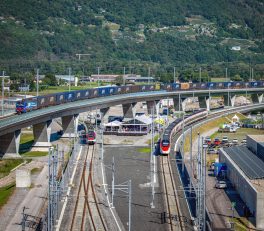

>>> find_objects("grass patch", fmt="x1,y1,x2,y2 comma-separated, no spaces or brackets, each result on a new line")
20,133,34,144
19,133,34,154
183,113,248,152
211,78,229,82
0,183,15,208
211,128,264,143
146,134,159,145
229,217,249,231
0,159,24,178
22,151,48,157
138,147,151,153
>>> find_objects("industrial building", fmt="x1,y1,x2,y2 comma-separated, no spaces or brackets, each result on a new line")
219,135,264,229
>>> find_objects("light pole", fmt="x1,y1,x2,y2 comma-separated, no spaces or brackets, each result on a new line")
36,69,39,97
97,66,100,87
1,71,5,116
68,67,72,92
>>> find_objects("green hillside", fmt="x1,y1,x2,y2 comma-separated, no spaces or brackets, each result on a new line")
0,0,263,77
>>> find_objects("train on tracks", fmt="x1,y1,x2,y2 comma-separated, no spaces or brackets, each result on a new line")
15,81,264,114
79,130,96,145
160,110,208,155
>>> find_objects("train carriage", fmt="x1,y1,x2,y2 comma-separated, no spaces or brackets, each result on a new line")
56,92,66,104
216,82,225,89
65,92,75,102
87,130,96,144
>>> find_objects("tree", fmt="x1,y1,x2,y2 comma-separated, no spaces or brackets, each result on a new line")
115,75,124,85
42,73,57,86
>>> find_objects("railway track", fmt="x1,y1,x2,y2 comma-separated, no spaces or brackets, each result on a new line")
161,155,185,231
70,144,107,231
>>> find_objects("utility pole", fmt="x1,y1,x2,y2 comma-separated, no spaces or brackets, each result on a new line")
190,126,193,176
181,113,185,174
199,67,202,83
1,71,5,116
148,67,151,84
68,68,72,92
252,68,254,81
225,67,228,82
97,67,100,87
123,66,126,85
174,67,176,83
111,156,115,207
36,69,39,97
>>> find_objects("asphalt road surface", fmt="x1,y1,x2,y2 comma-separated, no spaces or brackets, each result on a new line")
104,146,167,231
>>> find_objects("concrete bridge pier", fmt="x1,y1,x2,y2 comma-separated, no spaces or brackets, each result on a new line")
223,94,236,107
31,120,52,151
198,96,211,111
173,95,185,111
100,107,110,123
122,103,136,119
146,100,159,115
0,130,21,158
61,114,79,138
251,94,263,104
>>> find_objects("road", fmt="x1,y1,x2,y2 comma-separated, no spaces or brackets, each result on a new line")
104,146,167,231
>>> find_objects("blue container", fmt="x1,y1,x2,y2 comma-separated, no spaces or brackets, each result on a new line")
108,87,117,95
208,82,217,89
224,82,234,88
214,162,227,177
98,87,110,96
83,89,92,99
172,83,181,90
250,81,261,88
216,82,225,89
233,81,245,88
75,90,83,100
65,92,75,102
56,92,66,104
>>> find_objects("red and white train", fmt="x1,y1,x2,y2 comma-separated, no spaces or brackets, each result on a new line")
160,110,208,155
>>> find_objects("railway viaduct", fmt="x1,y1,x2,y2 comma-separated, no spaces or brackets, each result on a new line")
0,88,263,158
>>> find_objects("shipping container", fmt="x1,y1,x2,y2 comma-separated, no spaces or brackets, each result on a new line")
47,94,57,106
90,89,98,98
180,83,190,90
75,90,82,100
224,82,234,88
172,83,181,90
250,81,261,88
155,83,161,90
191,83,201,89
216,82,225,89
109,87,117,95
208,82,217,89
65,92,75,102
37,95,49,108
163,84,172,91
98,87,109,96
233,81,245,89
149,85,155,91
81,89,91,99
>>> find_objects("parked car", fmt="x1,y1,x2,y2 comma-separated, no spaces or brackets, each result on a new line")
222,136,229,143
208,148,217,154
205,136,211,145
215,180,227,189
214,138,221,146
232,138,239,145
241,138,247,145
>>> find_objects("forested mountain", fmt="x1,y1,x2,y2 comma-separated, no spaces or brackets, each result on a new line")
0,0,263,77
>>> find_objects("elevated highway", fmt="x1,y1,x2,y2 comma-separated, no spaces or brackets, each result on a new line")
0,88,263,157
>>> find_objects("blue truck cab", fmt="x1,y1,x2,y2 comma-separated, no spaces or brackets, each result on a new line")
16,99,37,114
